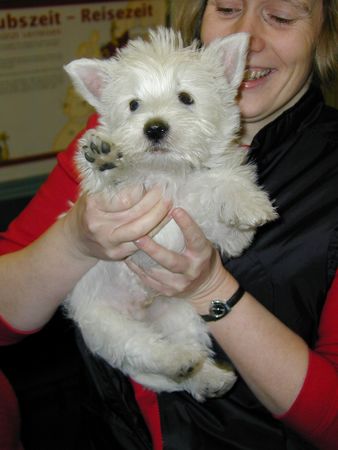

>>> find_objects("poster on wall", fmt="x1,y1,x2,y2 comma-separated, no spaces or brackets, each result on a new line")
0,0,169,182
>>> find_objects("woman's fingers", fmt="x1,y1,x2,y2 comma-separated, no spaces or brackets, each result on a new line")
92,187,172,236
91,185,145,212
112,197,172,243
67,187,171,261
125,259,180,295
126,207,218,297
170,208,210,253
134,208,212,271
83,187,172,246
134,236,188,273
90,186,163,219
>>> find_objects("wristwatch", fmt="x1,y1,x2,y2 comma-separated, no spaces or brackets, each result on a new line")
200,286,245,322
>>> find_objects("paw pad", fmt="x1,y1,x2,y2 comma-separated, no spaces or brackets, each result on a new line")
80,131,124,173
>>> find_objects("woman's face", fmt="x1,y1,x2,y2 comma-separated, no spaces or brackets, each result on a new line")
201,0,323,123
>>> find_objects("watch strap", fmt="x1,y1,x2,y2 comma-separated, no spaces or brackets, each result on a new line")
201,286,245,322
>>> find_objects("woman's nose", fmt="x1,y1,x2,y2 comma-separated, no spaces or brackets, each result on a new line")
232,16,265,53
248,34,265,53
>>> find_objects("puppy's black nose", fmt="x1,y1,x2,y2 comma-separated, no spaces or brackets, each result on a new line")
144,120,169,142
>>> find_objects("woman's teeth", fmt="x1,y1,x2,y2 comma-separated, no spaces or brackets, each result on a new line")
243,68,271,81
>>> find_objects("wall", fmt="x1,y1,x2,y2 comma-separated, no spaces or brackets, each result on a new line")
1,0,338,231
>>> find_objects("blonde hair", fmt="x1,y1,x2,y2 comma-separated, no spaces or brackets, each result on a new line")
173,0,338,87
316,1,338,86
172,0,206,44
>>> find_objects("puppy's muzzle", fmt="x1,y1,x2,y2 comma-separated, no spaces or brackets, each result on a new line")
144,119,169,143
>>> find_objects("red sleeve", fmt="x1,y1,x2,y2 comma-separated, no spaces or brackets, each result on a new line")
0,114,100,343
278,270,338,450
0,114,99,254
0,370,23,450
0,315,41,346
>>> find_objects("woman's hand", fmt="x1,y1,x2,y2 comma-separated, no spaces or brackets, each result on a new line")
61,185,173,262
126,207,236,304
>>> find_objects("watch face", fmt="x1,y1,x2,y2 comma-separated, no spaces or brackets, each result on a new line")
210,300,227,319
203,287,244,322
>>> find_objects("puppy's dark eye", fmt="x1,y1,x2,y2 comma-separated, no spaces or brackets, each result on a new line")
178,92,194,105
129,99,140,111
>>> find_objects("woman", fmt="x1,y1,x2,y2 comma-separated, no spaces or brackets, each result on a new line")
128,2,338,448
1,0,338,448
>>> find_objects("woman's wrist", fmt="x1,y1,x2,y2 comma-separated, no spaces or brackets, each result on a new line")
188,252,240,316
57,213,98,265
200,285,246,322
191,276,240,316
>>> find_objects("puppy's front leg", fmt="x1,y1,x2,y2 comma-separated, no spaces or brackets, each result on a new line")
210,168,278,230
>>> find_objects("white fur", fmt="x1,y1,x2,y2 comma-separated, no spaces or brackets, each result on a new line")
63,28,277,402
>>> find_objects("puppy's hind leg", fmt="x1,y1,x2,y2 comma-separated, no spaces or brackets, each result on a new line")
73,301,204,382
182,358,237,402
147,298,237,401
145,298,213,377
147,297,213,351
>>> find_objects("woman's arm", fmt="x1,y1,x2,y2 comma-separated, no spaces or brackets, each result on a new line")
0,189,172,332
278,271,338,449
128,208,338,447
0,213,97,332
130,208,308,414
0,112,172,333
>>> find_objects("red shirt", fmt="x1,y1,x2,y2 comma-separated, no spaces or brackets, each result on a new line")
0,114,337,450
0,316,35,450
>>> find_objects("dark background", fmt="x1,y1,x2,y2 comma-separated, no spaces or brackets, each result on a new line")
0,195,92,450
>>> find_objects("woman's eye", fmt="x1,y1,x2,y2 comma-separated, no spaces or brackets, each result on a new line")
178,92,194,105
216,7,241,17
263,7,300,27
129,99,140,111
269,14,294,25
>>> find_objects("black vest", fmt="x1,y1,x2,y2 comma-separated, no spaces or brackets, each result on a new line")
157,86,338,450
80,86,338,450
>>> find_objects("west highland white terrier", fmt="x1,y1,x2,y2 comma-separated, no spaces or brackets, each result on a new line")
64,28,277,401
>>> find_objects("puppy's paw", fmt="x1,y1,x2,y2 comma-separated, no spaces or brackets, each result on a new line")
154,344,206,381
186,360,237,402
202,367,237,399
227,191,278,230
80,129,124,172
173,357,204,381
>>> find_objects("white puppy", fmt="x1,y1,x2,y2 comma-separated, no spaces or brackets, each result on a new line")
64,28,277,402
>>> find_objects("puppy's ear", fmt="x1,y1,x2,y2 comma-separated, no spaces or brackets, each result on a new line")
203,32,249,90
64,58,112,111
